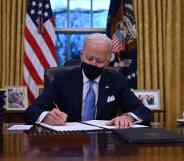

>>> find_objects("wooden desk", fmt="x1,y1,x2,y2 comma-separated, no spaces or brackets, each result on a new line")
4,110,25,123
1,123,184,161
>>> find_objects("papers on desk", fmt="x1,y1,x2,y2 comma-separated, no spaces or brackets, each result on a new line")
7,120,148,132
84,120,148,129
39,122,101,132
177,118,184,123
83,120,116,129
8,125,33,131
38,120,148,132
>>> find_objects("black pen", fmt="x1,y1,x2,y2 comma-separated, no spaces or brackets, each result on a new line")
53,101,59,109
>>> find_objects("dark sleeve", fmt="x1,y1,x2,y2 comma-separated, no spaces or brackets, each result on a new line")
115,75,152,123
24,77,60,124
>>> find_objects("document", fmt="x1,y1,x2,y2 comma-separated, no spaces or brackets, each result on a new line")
83,120,148,129
8,125,33,131
38,120,148,132
39,122,102,132
83,120,117,129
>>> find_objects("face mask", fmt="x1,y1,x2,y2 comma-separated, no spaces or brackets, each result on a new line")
81,62,104,80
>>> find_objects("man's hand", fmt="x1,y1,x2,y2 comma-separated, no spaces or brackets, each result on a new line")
42,108,68,125
107,114,134,128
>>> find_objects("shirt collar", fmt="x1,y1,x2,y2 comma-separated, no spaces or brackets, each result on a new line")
82,70,101,84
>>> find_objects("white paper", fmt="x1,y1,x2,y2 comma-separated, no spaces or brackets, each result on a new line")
8,125,33,131
177,118,184,122
131,124,148,128
39,122,102,132
38,120,148,132
83,120,148,129
83,120,117,129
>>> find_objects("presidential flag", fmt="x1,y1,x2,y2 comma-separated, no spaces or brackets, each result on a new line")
23,0,57,102
106,0,137,88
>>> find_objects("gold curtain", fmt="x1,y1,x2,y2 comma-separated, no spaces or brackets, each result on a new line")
0,0,26,88
134,0,184,127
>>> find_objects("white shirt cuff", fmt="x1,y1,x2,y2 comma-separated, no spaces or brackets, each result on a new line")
128,112,142,124
36,111,49,124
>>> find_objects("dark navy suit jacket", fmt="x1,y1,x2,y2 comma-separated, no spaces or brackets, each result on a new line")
25,67,152,124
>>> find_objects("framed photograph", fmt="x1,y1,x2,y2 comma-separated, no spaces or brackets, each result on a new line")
5,86,28,111
132,89,160,110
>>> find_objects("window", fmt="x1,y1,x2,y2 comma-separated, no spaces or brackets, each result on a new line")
51,0,110,65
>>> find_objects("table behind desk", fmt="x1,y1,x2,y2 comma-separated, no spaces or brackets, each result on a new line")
1,123,184,161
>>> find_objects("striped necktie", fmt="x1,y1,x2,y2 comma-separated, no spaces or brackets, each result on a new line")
82,81,96,121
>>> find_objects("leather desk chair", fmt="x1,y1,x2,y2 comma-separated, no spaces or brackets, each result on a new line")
44,65,80,88
44,65,120,88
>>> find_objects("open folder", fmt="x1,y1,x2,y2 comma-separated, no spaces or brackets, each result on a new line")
115,128,184,144
38,120,148,132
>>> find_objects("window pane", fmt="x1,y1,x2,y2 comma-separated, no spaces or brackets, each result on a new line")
55,13,68,28
51,0,111,66
56,34,87,65
93,10,108,28
50,0,67,12
70,34,85,58
70,0,90,10
69,0,91,28
68,11,91,28
93,0,110,10
93,0,110,28
56,34,67,65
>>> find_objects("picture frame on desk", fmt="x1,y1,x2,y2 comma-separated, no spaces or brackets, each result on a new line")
5,86,28,111
132,89,160,110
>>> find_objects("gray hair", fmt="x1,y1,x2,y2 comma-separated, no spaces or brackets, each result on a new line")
84,33,112,51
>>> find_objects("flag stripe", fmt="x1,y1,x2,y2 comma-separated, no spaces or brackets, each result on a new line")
23,79,35,103
25,27,49,69
24,54,43,84
44,20,56,45
24,65,39,98
26,15,57,67
24,40,45,81
24,0,57,102
42,23,56,59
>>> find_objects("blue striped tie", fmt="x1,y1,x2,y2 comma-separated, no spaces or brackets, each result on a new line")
82,81,96,121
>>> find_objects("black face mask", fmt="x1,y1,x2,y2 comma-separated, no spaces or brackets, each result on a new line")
81,62,104,80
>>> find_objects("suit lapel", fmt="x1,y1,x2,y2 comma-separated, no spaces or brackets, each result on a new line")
71,68,83,119
96,71,110,118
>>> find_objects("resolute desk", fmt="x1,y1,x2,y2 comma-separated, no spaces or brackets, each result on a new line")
1,123,184,161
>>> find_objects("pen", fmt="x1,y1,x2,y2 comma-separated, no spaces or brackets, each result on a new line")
53,102,59,109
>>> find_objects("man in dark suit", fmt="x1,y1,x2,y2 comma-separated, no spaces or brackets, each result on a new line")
25,33,152,127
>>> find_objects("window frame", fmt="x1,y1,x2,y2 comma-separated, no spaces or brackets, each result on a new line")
52,0,108,64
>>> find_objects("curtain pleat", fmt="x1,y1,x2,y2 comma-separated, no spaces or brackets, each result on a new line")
0,0,26,88
135,0,184,127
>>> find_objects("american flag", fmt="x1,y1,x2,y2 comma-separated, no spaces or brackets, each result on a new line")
23,0,57,103
112,30,125,53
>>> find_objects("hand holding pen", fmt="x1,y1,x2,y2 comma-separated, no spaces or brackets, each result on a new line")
42,102,68,126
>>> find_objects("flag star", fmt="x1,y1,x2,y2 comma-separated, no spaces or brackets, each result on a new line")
44,12,48,17
45,4,50,9
32,1,36,6
38,10,42,15
30,9,35,14
127,75,131,79
132,73,136,77
38,2,43,8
